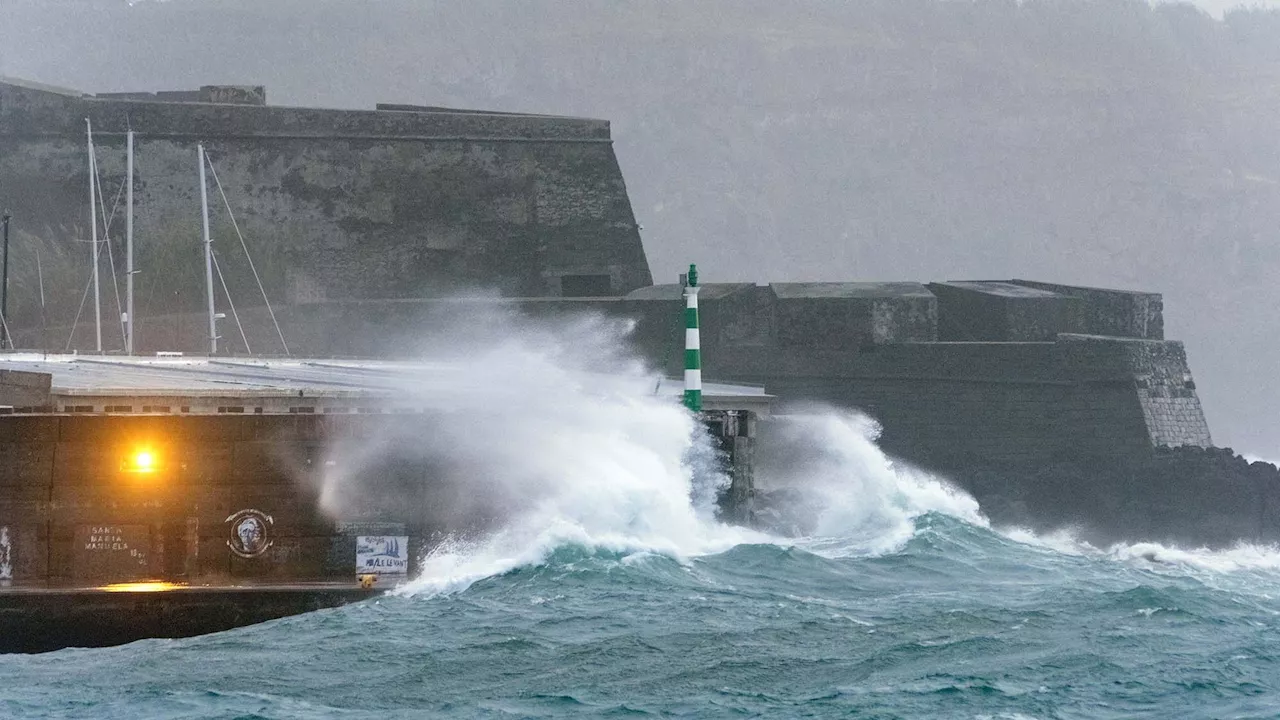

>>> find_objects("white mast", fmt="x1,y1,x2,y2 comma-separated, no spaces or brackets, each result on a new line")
198,144,217,355
86,118,102,353
125,129,135,355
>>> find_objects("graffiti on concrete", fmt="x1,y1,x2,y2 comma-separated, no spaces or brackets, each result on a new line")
226,509,274,559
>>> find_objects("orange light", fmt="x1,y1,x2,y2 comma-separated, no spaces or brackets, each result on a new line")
122,448,162,474
100,581,184,593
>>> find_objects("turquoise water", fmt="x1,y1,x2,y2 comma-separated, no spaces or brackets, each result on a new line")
5,514,1280,719
3,325,1276,719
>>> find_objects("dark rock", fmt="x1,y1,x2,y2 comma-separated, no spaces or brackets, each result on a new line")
943,446,1280,548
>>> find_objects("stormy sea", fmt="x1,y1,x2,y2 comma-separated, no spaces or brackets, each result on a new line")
4,318,1280,719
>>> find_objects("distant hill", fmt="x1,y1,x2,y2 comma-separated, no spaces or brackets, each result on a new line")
3,0,1280,453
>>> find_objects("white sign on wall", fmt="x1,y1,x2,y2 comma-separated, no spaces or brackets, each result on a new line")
356,536,409,575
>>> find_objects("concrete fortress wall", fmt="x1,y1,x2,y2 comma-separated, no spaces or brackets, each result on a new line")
20,279,1212,474
0,78,1213,476
0,77,652,332
616,281,1210,468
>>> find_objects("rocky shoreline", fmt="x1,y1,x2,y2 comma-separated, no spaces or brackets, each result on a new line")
950,447,1280,549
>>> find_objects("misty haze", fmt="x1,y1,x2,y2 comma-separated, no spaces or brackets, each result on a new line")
2,0,1280,455
4,1,1280,717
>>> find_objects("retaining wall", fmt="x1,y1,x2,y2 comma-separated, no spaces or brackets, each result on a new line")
12,283,1210,472
0,79,651,332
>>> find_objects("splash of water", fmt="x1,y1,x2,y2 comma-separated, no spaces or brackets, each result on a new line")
307,307,993,597
1004,524,1280,574
1244,453,1280,468
307,310,762,597
316,305,1280,595
754,409,988,557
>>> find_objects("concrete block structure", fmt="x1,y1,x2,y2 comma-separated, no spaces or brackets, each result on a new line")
617,281,1211,469
0,76,1215,478
930,281,1083,342
1010,280,1163,340
0,77,651,341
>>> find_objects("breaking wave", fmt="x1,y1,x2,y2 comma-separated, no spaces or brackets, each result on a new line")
298,308,986,598
311,308,1278,601
1003,525,1280,576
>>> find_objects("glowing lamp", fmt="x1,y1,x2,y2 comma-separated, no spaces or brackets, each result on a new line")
100,581,183,593
121,449,162,474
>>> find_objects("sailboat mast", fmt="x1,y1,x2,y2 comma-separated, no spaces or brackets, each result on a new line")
36,248,46,353
86,118,102,353
198,144,216,355
126,129,134,355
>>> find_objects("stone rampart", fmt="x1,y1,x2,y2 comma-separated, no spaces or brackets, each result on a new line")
0,78,651,333
0,78,1206,474
1010,280,1163,340
930,281,1083,342
14,278,1208,473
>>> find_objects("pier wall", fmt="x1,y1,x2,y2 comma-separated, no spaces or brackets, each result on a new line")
0,415,342,584
0,410,755,586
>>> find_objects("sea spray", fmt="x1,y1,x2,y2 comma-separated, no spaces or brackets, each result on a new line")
307,309,763,597
1004,524,1280,575
754,408,988,557
311,307,992,596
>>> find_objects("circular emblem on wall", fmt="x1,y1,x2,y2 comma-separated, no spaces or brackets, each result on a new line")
225,509,274,558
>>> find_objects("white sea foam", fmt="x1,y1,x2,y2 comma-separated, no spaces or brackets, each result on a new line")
1243,453,1280,468
309,310,763,598
755,410,988,558
1003,524,1280,574
316,304,1280,594
1108,541,1280,573
999,526,1092,557
308,307,989,598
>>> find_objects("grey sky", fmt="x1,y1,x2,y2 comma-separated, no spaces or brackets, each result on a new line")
1184,0,1280,15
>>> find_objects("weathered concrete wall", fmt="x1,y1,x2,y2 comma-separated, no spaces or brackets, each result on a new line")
930,281,1083,342
14,279,1210,473
1056,334,1210,448
0,369,51,408
0,409,752,587
0,414,417,585
1011,280,1163,340
772,282,937,346
742,340,1205,468
0,79,651,339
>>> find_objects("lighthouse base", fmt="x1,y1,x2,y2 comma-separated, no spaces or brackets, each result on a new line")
703,410,757,525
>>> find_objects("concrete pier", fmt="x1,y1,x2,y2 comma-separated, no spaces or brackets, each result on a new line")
0,583,383,653
0,357,770,650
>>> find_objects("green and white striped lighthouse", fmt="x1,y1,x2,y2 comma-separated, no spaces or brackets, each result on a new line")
683,263,702,412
